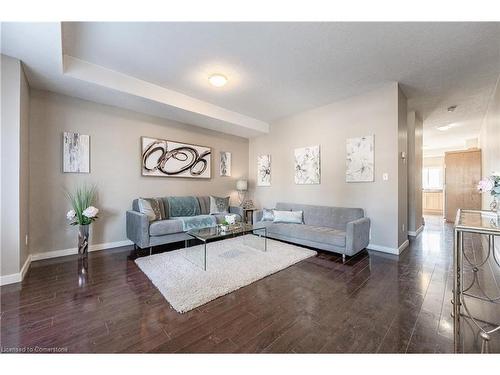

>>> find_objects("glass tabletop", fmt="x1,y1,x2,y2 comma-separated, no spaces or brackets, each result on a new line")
187,223,267,241
455,209,500,234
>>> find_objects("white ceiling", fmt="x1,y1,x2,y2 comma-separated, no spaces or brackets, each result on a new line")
2,22,500,145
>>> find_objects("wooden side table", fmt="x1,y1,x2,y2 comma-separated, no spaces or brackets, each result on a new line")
242,208,257,224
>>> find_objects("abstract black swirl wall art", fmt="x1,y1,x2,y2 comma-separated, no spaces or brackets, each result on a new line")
141,137,212,178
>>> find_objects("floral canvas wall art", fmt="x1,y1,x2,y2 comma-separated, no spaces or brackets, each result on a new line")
220,151,231,177
346,135,374,182
257,154,271,186
294,145,320,184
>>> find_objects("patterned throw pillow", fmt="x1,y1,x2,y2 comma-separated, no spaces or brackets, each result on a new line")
273,210,303,224
261,208,275,221
138,198,164,222
209,196,230,214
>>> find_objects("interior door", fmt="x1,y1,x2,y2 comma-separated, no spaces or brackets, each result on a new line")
444,149,482,222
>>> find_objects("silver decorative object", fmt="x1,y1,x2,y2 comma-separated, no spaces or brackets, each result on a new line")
453,209,500,353
490,197,500,221
242,200,254,209
490,197,498,212
78,224,89,257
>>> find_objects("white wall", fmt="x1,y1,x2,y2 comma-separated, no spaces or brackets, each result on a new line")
249,83,408,253
28,90,249,256
19,58,30,269
479,74,500,209
423,156,444,168
1,54,30,279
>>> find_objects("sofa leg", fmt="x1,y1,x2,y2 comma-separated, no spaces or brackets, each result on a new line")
149,246,152,256
133,244,137,250
342,254,346,263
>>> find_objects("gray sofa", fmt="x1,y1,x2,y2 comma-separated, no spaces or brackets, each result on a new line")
126,196,243,249
253,202,370,257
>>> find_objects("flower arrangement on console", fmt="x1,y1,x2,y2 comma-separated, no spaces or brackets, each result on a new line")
66,185,99,257
477,172,500,215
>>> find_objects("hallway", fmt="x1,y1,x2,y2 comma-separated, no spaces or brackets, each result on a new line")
418,214,500,352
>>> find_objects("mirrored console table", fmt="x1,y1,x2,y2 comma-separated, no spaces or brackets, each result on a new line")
453,209,500,353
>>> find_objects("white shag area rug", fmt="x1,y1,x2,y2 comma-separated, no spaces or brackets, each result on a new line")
135,235,317,313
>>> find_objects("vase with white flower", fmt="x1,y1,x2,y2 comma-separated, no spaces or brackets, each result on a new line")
66,185,99,257
477,172,500,219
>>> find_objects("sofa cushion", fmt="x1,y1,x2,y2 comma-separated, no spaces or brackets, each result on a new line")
273,210,303,224
149,219,184,236
197,196,210,214
275,202,363,229
267,223,346,247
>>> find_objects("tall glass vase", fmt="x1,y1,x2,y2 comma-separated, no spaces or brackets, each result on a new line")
78,224,90,257
77,256,89,287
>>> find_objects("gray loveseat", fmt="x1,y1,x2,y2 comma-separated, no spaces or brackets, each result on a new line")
126,196,243,250
253,202,370,258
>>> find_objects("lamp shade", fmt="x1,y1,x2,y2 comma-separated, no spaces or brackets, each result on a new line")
236,179,248,191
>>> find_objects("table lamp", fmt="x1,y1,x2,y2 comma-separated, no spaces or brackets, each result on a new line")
236,179,248,206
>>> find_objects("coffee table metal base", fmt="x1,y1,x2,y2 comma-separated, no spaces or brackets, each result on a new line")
184,226,267,271
184,239,208,271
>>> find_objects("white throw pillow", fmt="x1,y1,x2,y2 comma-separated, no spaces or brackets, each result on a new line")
273,210,303,224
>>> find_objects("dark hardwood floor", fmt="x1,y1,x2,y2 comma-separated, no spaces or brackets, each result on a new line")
1,215,499,353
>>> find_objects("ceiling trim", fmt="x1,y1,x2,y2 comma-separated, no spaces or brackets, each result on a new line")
62,55,269,137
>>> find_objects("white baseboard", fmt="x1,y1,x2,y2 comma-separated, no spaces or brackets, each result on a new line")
367,243,400,255
20,254,32,279
0,254,32,286
408,225,424,237
367,239,410,255
1,240,134,285
30,240,134,261
398,239,410,253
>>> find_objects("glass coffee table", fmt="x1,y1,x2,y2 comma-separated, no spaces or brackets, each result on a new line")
185,223,267,270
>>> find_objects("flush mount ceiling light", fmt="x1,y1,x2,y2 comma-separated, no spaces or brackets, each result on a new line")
436,123,459,131
208,74,228,88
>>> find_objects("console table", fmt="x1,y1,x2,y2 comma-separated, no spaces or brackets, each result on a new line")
453,209,500,353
